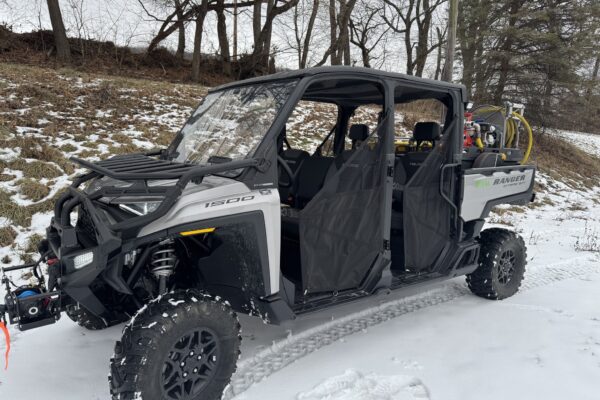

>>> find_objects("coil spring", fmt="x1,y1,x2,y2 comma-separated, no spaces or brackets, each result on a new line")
150,240,177,278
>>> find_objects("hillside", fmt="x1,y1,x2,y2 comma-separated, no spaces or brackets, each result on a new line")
0,63,599,400
0,63,599,264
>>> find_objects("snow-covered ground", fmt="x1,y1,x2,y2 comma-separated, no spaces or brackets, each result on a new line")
0,66,599,399
0,176,598,399
548,128,600,158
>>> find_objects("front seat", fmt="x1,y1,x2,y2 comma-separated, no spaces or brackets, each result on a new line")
278,127,309,202
326,124,370,180
403,121,441,179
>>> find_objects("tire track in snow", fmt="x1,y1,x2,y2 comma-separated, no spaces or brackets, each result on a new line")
224,257,599,399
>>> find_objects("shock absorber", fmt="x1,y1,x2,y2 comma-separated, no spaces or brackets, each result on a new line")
150,239,177,294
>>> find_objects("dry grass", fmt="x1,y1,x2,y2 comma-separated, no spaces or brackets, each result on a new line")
18,179,50,201
23,233,45,254
0,62,205,241
0,226,17,247
106,143,143,155
0,173,15,181
395,99,446,134
0,188,65,227
574,222,600,253
530,130,600,189
110,133,133,145
6,136,75,174
5,159,62,179
60,143,77,152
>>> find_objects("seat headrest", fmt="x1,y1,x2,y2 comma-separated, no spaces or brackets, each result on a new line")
349,124,369,142
413,122,441,142
277,126,286,152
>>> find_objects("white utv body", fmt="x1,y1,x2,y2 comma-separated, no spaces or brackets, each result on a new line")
1,67,535,400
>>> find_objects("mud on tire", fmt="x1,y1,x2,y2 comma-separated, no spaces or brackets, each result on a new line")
467,228,527,300
109,290,241,400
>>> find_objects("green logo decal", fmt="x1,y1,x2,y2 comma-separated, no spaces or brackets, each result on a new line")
475,178,492,189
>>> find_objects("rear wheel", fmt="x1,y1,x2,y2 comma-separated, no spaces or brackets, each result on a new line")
109,290,241,400
467,228,527,300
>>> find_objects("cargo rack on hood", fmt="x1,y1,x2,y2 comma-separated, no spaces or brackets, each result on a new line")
71,153,262,181
51,153,263,247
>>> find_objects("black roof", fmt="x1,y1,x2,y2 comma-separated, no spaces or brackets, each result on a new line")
212,66,468,101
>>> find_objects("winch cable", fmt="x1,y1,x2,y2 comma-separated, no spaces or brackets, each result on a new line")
474,106,533,164
0,320,10,370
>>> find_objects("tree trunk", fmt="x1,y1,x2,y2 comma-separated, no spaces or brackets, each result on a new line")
300,0,320,68
233,0,238,60
175,0,186,61
340,22,351,65
585,54,600,99
329,0,340,65
414,0,432,77
332,0,356,66
46,0,71,63
442,0,458,82
147,7,193,54
253,0,262,45
434,28,444,80
216,0,231,75
493,0,521,103
263,0,275,65
593,55,600,82
247,0,298,76
191,1,209,82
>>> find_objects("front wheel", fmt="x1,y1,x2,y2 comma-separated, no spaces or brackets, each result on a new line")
467,228,527,300
109,290,241,400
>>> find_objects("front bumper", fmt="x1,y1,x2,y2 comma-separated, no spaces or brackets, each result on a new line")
0,188,122,331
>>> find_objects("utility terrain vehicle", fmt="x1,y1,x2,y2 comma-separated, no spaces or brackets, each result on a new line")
1,67,535,400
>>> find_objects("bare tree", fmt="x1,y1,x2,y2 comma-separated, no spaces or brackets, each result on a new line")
46,0,71,63
287,0,320,68
142,0,193,53
349,2,389,68
174,0,187,60
433,25,446,80
246,0,300,76
315,0,356,66
191,0,210,81
383,0,447,76
215,0,232,74
253,0,262,44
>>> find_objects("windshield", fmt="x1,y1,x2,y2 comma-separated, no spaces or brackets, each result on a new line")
172,80,297,165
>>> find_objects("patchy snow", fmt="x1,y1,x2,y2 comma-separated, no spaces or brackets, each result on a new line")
0,67,599,399
0,172,598,399
548,129,600,158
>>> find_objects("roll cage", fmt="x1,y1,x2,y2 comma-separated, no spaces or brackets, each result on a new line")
52,66,469,295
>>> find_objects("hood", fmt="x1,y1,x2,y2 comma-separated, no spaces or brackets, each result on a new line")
86,174,247,212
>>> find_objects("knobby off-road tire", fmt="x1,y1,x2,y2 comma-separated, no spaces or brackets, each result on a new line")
467,228,527,300
109,290,241,400
66,304,122,330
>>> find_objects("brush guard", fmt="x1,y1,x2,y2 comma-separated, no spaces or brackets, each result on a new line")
1,152,265,332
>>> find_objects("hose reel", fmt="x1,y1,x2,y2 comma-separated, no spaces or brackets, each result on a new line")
466,102,533,165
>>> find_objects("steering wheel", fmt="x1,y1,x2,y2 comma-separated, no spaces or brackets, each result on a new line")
277,155,295,188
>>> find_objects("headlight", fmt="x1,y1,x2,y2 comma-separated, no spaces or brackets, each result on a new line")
73,251,94,269
119,202,161,216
